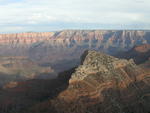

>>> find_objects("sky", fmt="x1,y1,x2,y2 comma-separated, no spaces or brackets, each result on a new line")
0,0,150,33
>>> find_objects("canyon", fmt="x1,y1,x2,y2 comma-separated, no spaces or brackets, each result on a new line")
0,31,150,47
0,30,150,113
0,30,150,88
0,30,150,71
0,50,149,113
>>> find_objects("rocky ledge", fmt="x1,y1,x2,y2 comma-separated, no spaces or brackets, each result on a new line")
70,50,137,83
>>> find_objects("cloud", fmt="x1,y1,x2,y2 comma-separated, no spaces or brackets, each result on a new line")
0,0,150,33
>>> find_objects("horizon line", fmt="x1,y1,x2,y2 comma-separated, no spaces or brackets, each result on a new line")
0,29,150,35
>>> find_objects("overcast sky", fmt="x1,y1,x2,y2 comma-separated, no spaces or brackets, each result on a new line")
0,0,150,33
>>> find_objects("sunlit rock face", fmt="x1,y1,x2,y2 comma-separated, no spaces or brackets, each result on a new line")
52,50,150,113
0,32,54,45
0,30,149,47
69,50,136,82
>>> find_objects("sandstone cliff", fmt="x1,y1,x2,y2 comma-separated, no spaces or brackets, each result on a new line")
0,30,150,49
0,32,54,45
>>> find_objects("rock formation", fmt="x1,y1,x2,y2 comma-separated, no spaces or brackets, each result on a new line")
116,44,150,64
0,30,150,48
70,50,136,82
0,32,54,45
50,50,150,113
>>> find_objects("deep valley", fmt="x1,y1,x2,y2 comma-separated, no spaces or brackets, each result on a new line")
0,30,150,113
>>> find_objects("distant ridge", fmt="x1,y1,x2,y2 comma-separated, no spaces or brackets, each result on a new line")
0,30,150,47
116,44,150,64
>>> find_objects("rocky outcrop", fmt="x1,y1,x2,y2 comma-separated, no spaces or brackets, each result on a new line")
70,50,136,83
52,50,150,113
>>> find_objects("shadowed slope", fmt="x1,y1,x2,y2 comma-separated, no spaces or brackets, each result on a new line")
0,68,75,113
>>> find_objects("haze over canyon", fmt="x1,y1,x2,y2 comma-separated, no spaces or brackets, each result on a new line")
0,30,150,113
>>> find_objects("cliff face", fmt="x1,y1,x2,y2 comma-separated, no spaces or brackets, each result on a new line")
0,32,54,45
50,51,150,113
1,30,150,62
0,30,150,47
